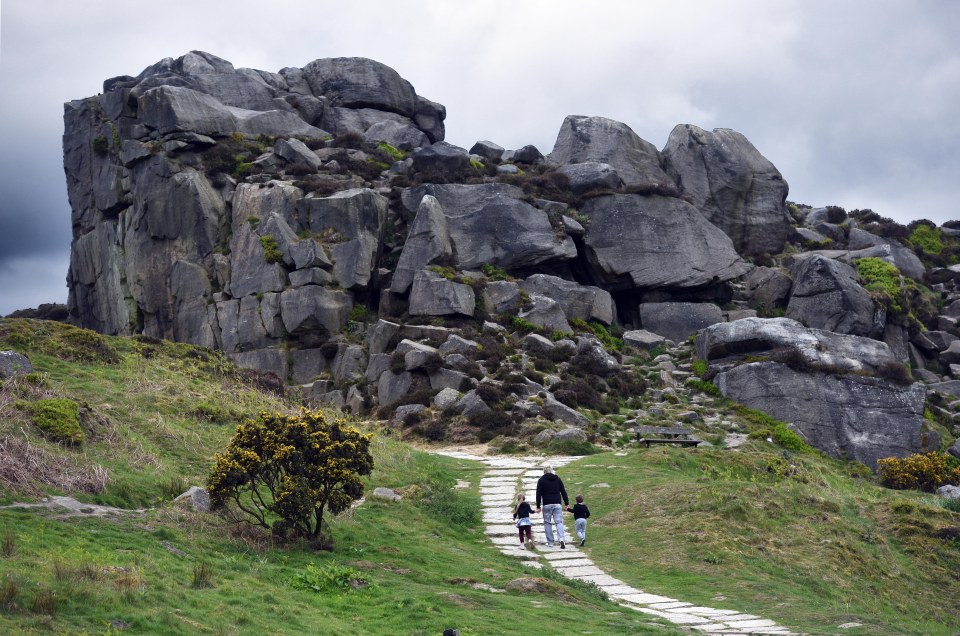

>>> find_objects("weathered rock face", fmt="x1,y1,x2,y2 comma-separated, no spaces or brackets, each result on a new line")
402,184,577,270
661,124,792,256
64,51,956,455
65,51,441,369
639,302,723,344
549,115,677,193
699,318,926,467
785,254,879,337
714,361,924,469
581,194,751,290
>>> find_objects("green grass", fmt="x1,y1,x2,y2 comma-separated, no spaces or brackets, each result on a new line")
0,320,673,634
560,446,960,635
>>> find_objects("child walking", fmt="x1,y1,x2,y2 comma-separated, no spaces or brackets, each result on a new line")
513,493,534,550
568,494,590,546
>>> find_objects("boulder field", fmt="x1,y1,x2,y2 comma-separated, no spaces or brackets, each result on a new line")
62,51,960,468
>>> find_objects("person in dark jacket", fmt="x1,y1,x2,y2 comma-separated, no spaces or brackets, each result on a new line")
513,493,534,550
535,464,569,548
567,494,591,546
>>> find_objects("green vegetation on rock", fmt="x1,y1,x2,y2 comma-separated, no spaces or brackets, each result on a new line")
27,398,83,446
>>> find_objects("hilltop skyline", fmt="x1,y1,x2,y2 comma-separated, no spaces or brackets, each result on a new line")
1,0,959,315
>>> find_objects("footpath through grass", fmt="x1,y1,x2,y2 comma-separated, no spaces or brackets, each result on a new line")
0,319,676,634
560,444,960,635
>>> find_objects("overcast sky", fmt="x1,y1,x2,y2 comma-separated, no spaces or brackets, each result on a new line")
1,0,959,316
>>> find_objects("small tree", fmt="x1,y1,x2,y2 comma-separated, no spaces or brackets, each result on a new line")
207,409,373,543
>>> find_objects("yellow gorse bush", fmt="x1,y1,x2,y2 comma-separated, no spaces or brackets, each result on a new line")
207,409,373,542
877,451,960,492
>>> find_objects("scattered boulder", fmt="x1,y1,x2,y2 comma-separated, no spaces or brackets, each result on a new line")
371,487,402,502
0,351,33,380
639,302,723,344
402,184,577,270
582,194,751,290
521,274,615,326
173,486,210,513
785,254,878,337
409,270,475,317
391,195,451,294
622,330,667,350
661,124,792,256
469,140,505,162
549,115,676,193
714,361,924,470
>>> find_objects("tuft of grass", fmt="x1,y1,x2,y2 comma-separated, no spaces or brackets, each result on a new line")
27,398,84,446
29,587,57,616
0,578,19,610
1,533,14,558
192,562,214,589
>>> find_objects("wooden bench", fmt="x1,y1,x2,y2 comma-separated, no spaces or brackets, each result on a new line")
634,425,701,448
637,437,702,448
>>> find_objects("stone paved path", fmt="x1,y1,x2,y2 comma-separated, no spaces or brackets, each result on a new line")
435,450,800,636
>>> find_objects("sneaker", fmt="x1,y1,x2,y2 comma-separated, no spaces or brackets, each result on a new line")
580,539,585,546
560,541,565,549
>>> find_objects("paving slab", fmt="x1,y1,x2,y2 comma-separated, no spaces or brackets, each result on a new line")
484,525,519,536
723,620,777,629
618,592,676,604
652,601,694,610
552,565,606,578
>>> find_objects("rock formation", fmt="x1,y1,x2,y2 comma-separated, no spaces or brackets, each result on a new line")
63,51,960,467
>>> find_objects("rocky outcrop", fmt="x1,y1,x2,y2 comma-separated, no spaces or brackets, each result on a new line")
661,124,792,256
63,51,959,459
581,194,751,290
402,184,577,270
549,115,676,193
785,254,879,337
714,362,924,469
699,318,926,467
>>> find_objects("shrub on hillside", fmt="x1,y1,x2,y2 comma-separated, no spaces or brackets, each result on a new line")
27,398,84,446
877,451,960,493
207,409,373,544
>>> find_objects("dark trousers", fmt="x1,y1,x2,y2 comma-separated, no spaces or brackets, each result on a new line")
518,524,532,542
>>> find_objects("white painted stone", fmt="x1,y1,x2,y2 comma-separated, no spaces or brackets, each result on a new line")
579,575,626,587
618,592,676,604
683,608,743,617
723,620,777,629
552,565,605,578
546,558,593,568
652,601,694,610
484,525,519,535
596,584,637,595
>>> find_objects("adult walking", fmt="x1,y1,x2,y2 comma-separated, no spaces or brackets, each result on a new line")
535,464,569,549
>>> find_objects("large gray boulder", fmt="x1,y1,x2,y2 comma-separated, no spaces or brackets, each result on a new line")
556,162,623,194
847,228,926,280
300,188,388,289
408,270,475,317
363,119,428,151
743,266,793,311
402,184,577,270
714,361,924,469
661,124,792,256
581,194,751,290
410,142,470,175
639,302,723,344
785,254,878,337
301,57,418,119
391,195,451,294
549,116,676,193
0,351,33,380
697,317,908,382
518,295,572,335
521,274,615,326
139,85,324,139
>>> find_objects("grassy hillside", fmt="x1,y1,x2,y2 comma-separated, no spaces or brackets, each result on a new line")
0,320,673,635
0,318,958,634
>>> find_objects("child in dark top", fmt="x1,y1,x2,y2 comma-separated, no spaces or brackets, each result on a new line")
513,493,534,550
567,494,590,546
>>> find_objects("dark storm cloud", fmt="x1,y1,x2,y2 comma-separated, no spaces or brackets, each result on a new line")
1,0,958,315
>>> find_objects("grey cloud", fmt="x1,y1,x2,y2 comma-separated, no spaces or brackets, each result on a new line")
0,0,958,313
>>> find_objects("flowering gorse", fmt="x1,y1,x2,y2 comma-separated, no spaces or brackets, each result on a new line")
207,409,373,542
877,451,960,493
